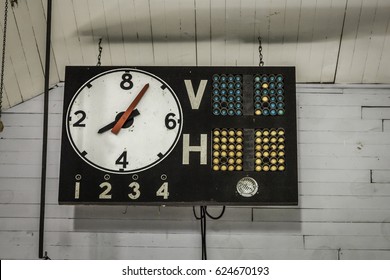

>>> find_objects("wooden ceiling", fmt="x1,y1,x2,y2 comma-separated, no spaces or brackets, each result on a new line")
1,0,390,109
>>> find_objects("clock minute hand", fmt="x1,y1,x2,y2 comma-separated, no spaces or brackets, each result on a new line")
97,109,140,134
111,83,149,135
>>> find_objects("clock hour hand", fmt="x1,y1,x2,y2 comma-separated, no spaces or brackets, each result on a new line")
98,109,140,134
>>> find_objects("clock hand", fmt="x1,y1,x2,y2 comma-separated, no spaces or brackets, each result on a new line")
97,109,140,134
111,83,149,135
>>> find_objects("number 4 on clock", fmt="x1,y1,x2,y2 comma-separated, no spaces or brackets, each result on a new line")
156,182,169,199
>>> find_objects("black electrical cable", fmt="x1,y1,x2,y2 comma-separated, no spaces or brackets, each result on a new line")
193,205,226,260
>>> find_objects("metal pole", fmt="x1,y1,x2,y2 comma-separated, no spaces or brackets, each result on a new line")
39,0,52,259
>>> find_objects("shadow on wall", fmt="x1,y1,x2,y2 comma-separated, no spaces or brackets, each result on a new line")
76,3,390,44
73,205,302,233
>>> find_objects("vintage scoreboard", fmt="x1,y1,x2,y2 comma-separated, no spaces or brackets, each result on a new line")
58,66,297,205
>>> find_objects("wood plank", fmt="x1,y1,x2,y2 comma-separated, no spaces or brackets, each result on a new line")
4,87,63,114
299,182,390,196
194,0,211,66
362,107,390,119
149,0,169,65
300,195,390,209
53,0,84,66
0,3,33,104
86,0,112,66
264,0,284,66
0,126,61,140
320,0,347,82
72,0,100,65
362,0,390,83
299,156,390,170
0,231,303,250
376,7,390,83
0,243,198,259
0,113,62,127
384,120,390,132
347,0,378,83
210,0,226,66
298,106,361,119
252,0,271,67
117,0,141,65
299,169,370,183
2,217,389,237
298,119,382,132
26,0,60,85
297,86,344,94
254,208,390,223
130,0,155,66
0,243,336,260
12,0,44,98
0,88,10,109
305,235,390,250
208,248,336,260
280,0,301,66
0,139,60,152
340,249,390,260
224,0,240,66
0,203,248,221
299,144,390,157
176,0,197,66
43,0,70,80
295,0,316,82
101,0,126,65
335,0,364,83
298,93,390,107
372,170,390,183
299,131,390,145
0,164,59,179
237,0,256,66
164,0,186,66
2,50,23,108
308,0,334,83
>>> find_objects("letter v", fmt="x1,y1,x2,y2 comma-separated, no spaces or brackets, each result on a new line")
184,80,208,109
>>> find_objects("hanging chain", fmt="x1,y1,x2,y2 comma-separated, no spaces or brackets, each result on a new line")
0,0,10,132
258,36,264,67
96,38,103,66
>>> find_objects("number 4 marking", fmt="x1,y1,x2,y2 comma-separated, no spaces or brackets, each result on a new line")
156,182,169,199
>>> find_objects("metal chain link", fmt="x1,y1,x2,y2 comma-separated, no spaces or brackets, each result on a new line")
258,36,264,67
0,0,9,132
96,38,103,66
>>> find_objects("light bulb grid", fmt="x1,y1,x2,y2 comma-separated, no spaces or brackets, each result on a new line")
212,128,244,171
253,74,285,116
212,74,243,116
254,128,286,172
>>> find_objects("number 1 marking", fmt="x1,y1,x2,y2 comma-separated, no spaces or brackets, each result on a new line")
75,182,80,199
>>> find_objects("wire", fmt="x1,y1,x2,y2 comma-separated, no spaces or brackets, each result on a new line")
193,205,226,260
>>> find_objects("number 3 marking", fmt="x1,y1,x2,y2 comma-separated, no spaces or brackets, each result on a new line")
128,182,141,200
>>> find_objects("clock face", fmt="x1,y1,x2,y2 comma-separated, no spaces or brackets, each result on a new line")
66,68,183,174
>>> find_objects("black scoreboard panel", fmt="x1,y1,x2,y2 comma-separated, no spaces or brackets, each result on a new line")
59,66,298,206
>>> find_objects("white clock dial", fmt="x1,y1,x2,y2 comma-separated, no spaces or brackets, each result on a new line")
66,68,183,174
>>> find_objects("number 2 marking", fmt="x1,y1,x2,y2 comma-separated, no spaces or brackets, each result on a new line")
99,182,112,199
73,110,86,127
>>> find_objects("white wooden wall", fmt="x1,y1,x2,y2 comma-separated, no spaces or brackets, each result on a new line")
0,84,390,260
